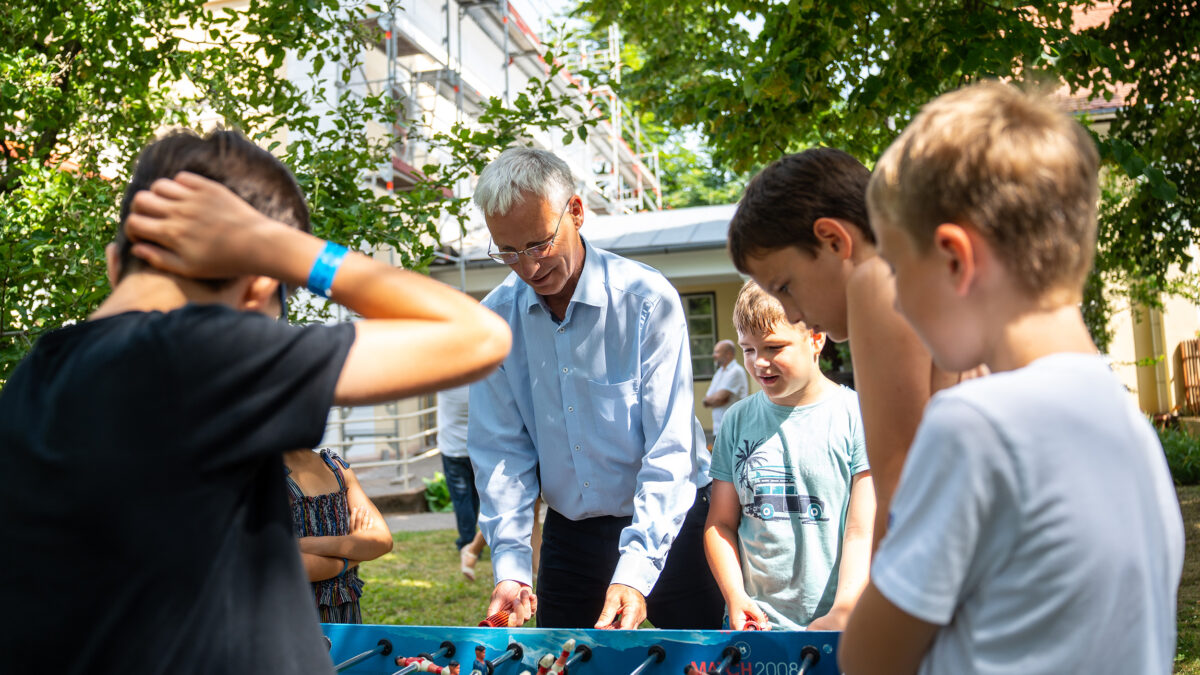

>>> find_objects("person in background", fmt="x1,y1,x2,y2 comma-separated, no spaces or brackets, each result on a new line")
702,339,749,440
283,447,392,622
437,385,487,580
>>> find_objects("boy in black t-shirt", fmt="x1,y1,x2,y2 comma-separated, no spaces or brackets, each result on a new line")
0,130,511,674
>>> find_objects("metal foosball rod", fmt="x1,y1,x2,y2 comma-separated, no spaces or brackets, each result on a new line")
559,644,592,674
483,642,524,675
627,645,666,675
796,646,820,675
683,646,740,675
334,639,394,672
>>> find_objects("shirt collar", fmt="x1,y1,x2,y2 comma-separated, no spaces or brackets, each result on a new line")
522,236,607,314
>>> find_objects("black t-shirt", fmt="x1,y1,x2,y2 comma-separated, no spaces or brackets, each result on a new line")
0,304,356,674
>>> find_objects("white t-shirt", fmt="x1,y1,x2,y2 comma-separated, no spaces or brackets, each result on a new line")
872,353,1184,675
707,360,749,435
436,385,470,458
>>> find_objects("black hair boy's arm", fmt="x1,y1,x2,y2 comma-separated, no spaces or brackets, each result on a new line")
846,259,933,547
839,582,938,675
125,172,512,406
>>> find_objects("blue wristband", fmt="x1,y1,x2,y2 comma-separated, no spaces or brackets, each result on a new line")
338,557,349,577
307,242,348,297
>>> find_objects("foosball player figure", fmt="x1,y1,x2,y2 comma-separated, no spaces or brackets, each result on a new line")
447,661,461,675
473,645,487,674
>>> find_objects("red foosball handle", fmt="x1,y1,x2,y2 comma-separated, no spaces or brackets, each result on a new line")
479,610,510,627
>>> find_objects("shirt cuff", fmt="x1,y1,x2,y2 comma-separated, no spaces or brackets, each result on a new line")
491,549,534,588
611,553,661,597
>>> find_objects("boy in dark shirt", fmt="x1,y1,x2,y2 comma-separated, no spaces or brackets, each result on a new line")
0,129,511,674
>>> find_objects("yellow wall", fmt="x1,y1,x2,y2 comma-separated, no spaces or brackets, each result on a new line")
674,280,761,432
1109,295,1200,415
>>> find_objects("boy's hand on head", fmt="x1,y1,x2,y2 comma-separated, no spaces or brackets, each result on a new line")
125,171,279,279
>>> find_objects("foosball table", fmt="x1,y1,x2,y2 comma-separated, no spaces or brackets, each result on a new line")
322,624,840,675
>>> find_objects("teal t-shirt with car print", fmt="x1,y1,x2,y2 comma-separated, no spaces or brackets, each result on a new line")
709,385,868,629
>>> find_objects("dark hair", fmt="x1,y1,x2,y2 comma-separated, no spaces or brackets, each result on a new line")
115,129,309,287
727,147,872,273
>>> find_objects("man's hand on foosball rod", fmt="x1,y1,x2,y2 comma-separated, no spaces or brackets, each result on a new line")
488,579,537,627
594,583,646,629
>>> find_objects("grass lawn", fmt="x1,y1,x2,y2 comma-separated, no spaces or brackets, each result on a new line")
357,529,500,627
357,487,1200,671
1177,485,1200,673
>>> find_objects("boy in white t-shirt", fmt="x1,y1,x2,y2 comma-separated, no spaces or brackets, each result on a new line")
839,82,1184,674
704,281,874,631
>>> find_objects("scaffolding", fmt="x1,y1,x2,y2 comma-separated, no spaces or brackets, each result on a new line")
319,1,662,493
343,0,661,215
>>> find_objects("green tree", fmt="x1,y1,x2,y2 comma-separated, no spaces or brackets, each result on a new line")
658,135,751,210
0,0,595,383
579,0,1198,347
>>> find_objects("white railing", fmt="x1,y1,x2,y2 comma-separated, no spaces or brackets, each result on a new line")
320,399,440,491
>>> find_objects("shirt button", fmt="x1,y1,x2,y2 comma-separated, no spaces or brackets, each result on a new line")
558,327,565,333
574,445,581,451
568,406,574,412
583,481,590,487
562,367,568,373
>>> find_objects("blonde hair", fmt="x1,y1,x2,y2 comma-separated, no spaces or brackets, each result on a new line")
733,280,789,337
868,81,1100,296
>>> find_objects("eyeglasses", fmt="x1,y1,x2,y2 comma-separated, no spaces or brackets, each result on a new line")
487,198,572,265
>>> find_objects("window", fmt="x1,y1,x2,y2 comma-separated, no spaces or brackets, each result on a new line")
682,292,717,380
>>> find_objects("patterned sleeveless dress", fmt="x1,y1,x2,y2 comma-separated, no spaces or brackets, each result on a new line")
285,449,365,623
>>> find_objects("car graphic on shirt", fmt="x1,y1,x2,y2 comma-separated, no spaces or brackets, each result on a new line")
743,466,828,523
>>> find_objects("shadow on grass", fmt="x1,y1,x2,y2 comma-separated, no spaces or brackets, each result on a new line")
358,529,512,627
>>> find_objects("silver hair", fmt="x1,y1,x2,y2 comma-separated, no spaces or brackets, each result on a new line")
473,147,577,217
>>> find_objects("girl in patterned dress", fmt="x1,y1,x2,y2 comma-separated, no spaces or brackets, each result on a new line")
284,447,393,622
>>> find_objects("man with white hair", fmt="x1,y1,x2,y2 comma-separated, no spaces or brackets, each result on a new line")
468,147,723,630
702,339,748,438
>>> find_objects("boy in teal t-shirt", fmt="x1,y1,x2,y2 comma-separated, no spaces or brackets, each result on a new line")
705,280,874,631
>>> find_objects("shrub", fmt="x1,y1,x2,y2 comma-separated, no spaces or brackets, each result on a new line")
1161,427,1200,485
422,472,454,512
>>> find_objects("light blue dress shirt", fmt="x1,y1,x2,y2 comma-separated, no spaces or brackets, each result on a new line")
468,238,710,596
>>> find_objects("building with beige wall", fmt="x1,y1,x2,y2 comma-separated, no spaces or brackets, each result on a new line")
432,205,1200,429
430,203,765,433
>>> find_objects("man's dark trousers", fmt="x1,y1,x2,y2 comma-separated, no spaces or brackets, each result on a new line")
535,483,724,629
